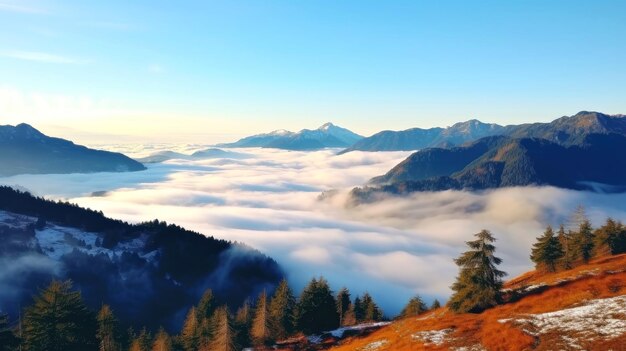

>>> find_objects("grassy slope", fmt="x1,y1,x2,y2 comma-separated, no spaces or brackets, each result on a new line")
330,254,626,351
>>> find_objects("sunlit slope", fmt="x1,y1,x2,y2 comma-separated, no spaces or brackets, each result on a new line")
331,254,626,351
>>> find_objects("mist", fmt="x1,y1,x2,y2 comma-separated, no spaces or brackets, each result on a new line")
3,146,626,316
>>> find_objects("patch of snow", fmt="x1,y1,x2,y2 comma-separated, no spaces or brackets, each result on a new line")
412,328,453,346
307,322,390,344
453,345,487,351
329,322,390,338
359,339,388,351
523,283,547,292
499,295,626,349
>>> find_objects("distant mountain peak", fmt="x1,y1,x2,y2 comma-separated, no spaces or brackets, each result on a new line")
268,129,293,136
319,122,335,130
216,122,363,150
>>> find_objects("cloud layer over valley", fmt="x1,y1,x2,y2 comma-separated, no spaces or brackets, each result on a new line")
3,146,626,315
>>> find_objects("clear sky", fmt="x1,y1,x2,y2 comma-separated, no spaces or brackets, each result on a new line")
1,0,625,144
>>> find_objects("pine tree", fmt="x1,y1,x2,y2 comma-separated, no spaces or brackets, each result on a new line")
97,305,120,351
400,295,427,318
353,296,364,323
594,218,626,256
0,313,19,351
129,328,151,351
233,300,252,348
151,328,172,351
336,288,351,327
268,279,296,340
572,219,595,264
430,299,441,310
208,306,237,351
361,293,383,322
23,280,97,351
342,303,357,326
448,230,507,313
196,289,215,321
296,277,339,334
557,225,574,270
251,290,270,346
530,226,565,272
180,307,200,351
196,290,215,350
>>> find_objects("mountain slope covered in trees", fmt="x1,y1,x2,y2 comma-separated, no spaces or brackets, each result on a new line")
0,124,145,176
0,186,282,330
351,132,626,202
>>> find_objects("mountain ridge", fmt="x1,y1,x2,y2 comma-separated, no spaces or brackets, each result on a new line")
340,111,626,153
216,122,363,150
0,123,146,176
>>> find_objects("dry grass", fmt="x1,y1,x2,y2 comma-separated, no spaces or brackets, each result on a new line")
330,254,626,351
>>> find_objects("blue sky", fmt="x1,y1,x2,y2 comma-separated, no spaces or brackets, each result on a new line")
1,0,625,143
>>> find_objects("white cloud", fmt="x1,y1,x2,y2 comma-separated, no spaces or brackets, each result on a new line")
3,147,626,315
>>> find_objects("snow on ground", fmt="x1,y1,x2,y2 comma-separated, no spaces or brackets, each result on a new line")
359,339,388,351
412,328,453,345
0,209,156,262
0,210,36,228
499,294,626,349
307,322,391,344
328,322,391,338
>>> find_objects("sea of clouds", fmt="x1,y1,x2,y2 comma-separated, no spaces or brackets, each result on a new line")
4,145,626,316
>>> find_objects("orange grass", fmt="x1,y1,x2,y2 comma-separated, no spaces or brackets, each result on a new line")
330,254,626,351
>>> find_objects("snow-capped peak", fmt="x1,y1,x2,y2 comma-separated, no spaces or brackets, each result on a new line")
318,122,335,131
268,129,293,136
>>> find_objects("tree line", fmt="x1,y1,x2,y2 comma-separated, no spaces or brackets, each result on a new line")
0,276,390,351
3,207,626,350
446,207,626,314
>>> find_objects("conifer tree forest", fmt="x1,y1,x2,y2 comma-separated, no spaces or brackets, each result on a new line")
1,208,625,350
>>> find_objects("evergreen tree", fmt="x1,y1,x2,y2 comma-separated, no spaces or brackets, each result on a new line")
361,293,383,322
233,300,252,348
208,306,237,351
180,307,200,351
0,313,19,351
251,290,270,346
530,226,565,272
557,225,574,270
400,295,427,318
268,279,296,340
572,219,595,264
336,288,351,327
196,289,215,321
430,299,441,310
23,280,97,351
353,296,364,323
448,230,507,313
342,303,357,326
296,277,339,334
151,329,172,351
97,305,120,351
195,290,215,351
594,218,626,256
128,328,151,351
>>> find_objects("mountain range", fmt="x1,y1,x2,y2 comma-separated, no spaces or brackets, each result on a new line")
339,119,507,153
350,112,626,202
0,186,282,330
340,111,626,153
216,122,363,150
0,123,146,176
